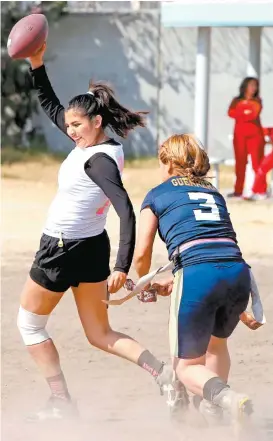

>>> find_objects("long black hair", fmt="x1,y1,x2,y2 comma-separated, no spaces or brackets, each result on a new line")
67,80,148,138
236,77,260,100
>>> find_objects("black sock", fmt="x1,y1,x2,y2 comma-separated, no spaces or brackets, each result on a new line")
137,350,164,377
203,377,229,402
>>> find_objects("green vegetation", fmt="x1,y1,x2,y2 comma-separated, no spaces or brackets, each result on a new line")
1,144,66,165
1,1,67,148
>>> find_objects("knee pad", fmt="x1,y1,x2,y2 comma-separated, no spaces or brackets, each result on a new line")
17,306,50,346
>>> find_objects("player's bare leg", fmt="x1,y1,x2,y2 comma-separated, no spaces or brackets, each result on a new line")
18,277,76,421
206,336,230,381
174,355,252,432
72,281,188,414
123,278,190,418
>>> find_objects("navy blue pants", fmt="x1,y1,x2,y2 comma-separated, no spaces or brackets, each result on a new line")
169,261,250,359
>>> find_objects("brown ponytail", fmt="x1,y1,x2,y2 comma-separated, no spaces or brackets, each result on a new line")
159,134,210,182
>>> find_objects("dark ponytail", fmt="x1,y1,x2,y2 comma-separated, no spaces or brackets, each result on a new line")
67,80,148,138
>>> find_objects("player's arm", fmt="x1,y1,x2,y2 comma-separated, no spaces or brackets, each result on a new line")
29,43,68,137
227,98,239,119
134,207,158,278
85,153,136,293
228,98,262,122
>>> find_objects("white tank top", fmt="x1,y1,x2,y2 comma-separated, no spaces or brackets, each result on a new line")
43,142,124,239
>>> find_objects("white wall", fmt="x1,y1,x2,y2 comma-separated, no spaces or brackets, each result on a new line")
38,14,273,158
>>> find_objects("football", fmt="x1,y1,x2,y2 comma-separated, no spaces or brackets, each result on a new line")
7,14,48,59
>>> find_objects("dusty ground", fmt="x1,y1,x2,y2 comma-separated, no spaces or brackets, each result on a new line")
1,161,273,441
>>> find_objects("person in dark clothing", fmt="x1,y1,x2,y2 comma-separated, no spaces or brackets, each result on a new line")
134,134,253,426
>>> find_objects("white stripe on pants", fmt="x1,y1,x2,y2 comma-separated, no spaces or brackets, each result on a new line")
169,268,184,358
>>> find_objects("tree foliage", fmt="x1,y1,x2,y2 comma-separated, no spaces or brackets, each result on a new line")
1,1,67,148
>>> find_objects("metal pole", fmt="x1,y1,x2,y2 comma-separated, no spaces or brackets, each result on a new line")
194,27,211,150
156,8,162,153
243,27,262,197
247,27,262,78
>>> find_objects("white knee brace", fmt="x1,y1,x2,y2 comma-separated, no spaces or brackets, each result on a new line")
17,306,50,346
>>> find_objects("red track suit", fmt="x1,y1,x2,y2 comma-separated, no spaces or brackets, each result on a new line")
252,127,273,195
228,98,265,194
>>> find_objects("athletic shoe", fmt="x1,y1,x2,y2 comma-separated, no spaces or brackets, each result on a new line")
155,364,189,419
25,395,78,422
227,192,242,198
199,399,223,425
244,193,267,201
213,389,253,422
192,394,202,410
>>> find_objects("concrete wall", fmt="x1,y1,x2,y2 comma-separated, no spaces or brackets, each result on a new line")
37,13,273,159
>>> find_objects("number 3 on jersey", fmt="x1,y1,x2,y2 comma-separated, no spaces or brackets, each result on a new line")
188,192,220,221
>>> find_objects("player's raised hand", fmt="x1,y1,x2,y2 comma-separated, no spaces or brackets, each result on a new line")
29,42,47,69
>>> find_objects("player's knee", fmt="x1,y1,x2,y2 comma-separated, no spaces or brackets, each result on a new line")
85,326,112,349
175,354,206,377
17,306,50,346
86,333,104,349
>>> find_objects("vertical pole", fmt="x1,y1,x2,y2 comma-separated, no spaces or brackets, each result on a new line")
243,27,262,197
247,27,262,78
194,27,211,150
156,7,162,153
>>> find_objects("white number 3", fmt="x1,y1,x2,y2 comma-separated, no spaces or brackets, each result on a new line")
188,192,221,221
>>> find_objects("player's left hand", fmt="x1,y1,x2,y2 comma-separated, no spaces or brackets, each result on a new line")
151,280,173,297
108,271,127,294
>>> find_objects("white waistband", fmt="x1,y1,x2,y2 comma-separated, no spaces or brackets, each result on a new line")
42,228,104,240
171,238,235,259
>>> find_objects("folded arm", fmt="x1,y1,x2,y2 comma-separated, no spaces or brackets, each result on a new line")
228,98,262,122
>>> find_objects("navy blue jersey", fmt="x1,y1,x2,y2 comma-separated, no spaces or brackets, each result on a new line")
141,176,242,267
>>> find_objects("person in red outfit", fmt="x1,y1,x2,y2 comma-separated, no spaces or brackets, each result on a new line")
246,127,273,200
228,77,265,198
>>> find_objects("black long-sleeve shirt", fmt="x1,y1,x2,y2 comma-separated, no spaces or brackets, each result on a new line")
30,65,135,273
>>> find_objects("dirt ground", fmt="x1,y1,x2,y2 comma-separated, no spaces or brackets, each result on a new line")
1,161,273,441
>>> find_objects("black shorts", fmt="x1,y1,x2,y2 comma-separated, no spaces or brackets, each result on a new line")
30,230,111,292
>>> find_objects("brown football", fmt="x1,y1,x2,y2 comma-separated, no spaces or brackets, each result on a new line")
7,14,48,59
